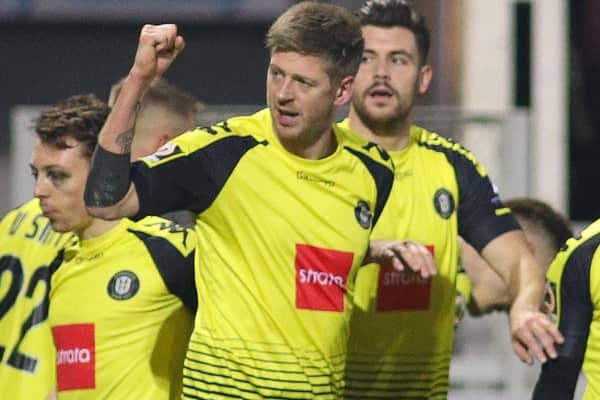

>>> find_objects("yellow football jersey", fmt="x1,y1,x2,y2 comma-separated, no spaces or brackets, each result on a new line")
0,198,74,399
534,219,600,399
341,123,519,399
48,216,196,399
132,109,395,399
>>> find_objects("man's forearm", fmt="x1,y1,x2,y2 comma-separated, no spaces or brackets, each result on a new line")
84,74,150,214
509,254,545,311
459,237,510,315
481,231,545,310
98,73,150,153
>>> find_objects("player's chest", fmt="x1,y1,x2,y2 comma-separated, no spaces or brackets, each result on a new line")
49,250,168,321
212,152,377,242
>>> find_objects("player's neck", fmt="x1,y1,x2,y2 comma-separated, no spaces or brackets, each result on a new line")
348,111,412,152
78,218,122,241
278,128,337,160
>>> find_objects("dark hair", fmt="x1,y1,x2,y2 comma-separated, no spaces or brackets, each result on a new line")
357,0,430,65
265,1,364,84
34,94,110,158
504,197,573,253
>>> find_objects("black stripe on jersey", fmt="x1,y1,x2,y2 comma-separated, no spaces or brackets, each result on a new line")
132,135,265,219
185,345,346,379
183,336,344,399
182,373,335,399
344,353,450,399
129,229,197,313
48,249,65,278
557,235,595,356
182,368,340,399
533,233,598,399
418,138,519,252
343,147,394,229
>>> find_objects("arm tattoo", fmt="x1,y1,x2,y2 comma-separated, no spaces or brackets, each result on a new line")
115,127,134,153
114,102,140,153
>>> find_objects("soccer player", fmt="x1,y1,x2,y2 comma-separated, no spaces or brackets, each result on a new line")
340,1,563,398
0,201,74,400
82,3,435,398
460,197,573,315
109,76,204,228
531,220,599,398
30,94,197,399
0,79,201,400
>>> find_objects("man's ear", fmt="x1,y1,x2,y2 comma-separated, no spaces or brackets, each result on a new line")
418,65,433,95
156,133,170,149
333,76,354,106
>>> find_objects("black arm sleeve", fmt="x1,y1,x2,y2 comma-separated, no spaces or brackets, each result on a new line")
452,153,520,252
131,135,262,219
532,355,584,399
532,238,597,399
84,145,132,208
419,138,519,252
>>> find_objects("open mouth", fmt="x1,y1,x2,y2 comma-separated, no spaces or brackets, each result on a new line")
368,86,394,100
276,108,300,126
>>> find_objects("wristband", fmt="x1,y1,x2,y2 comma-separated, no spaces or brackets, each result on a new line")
84,145,132,207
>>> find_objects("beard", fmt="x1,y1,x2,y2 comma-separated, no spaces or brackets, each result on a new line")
351,81,418,135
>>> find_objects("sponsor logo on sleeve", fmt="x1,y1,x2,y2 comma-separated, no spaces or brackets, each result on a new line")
52,323,95,391
144,142,182,163
376,245,434,311
295,244,354,312
107,270,140,300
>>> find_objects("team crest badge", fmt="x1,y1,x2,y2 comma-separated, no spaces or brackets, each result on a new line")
354,200,372,229
107,270,140,300
433,188,455,219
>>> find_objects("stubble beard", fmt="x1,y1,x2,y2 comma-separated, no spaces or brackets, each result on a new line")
352,94,411,137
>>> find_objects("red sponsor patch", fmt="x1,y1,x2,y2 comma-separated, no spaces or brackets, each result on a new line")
295,244,354,312
376,245,434,311
52,323,95,391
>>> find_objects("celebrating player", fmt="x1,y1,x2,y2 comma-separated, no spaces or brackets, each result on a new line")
83,2,435,398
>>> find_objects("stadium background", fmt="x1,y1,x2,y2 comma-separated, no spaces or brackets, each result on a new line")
0,0,596,398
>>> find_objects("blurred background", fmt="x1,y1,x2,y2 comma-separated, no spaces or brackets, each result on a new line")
0,0,595,398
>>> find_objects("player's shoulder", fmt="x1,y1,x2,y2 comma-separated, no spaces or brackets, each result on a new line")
412,125,487,176
129,216,197,253
185,108,269,140
0,198,41,224
413,125,466,154
335,120,394,172
14,198,43,213
577,219,600,243
561,219,600,258
548,219,600,279
0,198,42,238
143,109,268,165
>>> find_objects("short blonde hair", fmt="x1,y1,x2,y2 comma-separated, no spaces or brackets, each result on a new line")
265,1,364,84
